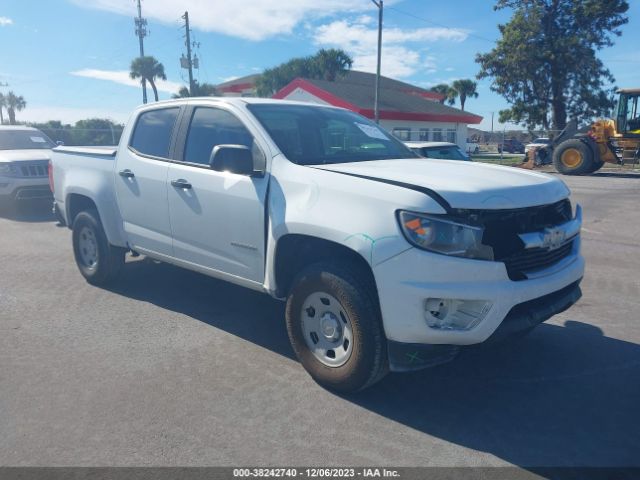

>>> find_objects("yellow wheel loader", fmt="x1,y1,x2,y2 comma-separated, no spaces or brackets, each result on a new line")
520,88,640,175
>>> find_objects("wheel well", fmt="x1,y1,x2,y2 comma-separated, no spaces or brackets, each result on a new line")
66,194,98,227
274,234,377,298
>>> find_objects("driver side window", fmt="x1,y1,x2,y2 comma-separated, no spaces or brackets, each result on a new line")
183,107,260,166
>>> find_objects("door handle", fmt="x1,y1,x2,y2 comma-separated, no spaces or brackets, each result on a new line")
118,169,135,178
171,179,192,189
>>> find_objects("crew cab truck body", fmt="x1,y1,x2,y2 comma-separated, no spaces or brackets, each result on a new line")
51,98,584,391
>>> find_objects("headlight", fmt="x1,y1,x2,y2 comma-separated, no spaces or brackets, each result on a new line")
0,163,16,175
398,211,494,260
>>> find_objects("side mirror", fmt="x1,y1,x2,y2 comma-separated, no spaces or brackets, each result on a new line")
209,144,255,176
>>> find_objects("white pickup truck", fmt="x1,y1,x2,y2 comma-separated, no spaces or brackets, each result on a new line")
51,98,584,392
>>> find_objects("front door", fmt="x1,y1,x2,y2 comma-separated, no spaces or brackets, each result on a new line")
167,106,269,283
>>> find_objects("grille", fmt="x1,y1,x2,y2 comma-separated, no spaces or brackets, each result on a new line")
503,240,574,280
19,163,48,177
452,199,576,281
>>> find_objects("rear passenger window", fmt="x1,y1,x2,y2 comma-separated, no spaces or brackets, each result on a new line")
130,107,180,159
183,107,254,165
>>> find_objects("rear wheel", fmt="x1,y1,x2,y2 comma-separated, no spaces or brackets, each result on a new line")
587,159,605,173
553,139,595,175
285,262,387,392
72,209,125,285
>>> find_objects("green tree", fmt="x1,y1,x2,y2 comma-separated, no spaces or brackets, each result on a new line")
450,79,479,111
172,81,219,98
4,91,26,125
477,0,629,131
313,48,354,81
0,93,6,124
429,83,456,105
130,56,166,102
29,120,73,145
72,118,123,146
256,49,353,97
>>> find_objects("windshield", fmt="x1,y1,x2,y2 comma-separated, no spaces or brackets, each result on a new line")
418,146,468,160
247,104,417,165
0,130,55,150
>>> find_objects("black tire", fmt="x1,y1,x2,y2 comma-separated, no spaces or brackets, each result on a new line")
285,262,387,392
587,159,605,173
0,197,16,216
72,209,125,285
553,139,595,175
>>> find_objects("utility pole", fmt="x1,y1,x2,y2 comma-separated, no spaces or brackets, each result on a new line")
371,0,383,124
181,11,196,97
134,0,148,104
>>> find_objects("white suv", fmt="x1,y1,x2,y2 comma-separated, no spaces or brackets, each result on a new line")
0,126,55,206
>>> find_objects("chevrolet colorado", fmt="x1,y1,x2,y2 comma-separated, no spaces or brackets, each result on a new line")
51,98,584,391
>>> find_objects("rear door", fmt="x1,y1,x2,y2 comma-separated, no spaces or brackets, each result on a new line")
115,106,181,256
167,104,269,283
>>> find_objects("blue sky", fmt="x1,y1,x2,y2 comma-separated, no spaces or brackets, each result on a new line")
1,0,638,130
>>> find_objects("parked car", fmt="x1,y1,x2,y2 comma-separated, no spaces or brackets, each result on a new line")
465,139,480,154
0,126,56,207
525,137,551,153
498,138,525,154
51,98,584,392
404,141,471,161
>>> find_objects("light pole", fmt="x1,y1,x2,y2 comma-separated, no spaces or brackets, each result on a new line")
371,0,383,124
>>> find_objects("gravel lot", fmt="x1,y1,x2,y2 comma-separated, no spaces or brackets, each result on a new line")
1,171,639,469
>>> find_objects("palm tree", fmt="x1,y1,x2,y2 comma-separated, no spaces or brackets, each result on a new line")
0,93,5,124
313,48,353,81
130,56,166,102
429,83,457,105
5,91,26,124
172,81,219,98
256,49,353,97
451,79,479,111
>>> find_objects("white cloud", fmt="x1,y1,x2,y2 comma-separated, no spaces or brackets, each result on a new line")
0,16,13,26
71,69,182,94
313,17,468,78
70,0,391,41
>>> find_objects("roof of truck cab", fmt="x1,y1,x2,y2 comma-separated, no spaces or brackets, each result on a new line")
617,88,640,94
136,97,344,109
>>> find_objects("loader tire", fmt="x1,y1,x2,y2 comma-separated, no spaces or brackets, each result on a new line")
553,139,595,175
587,159,605,173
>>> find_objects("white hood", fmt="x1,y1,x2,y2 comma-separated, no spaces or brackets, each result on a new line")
317,158,570,210
0,149,52,163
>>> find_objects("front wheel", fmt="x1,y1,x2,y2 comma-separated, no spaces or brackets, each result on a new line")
285,262,387,392
553,139,596,175
72,209,125,285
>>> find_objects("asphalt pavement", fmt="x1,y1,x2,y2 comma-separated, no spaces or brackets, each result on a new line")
0,171,639,469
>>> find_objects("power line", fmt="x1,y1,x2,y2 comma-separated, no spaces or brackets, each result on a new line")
386,6,495,44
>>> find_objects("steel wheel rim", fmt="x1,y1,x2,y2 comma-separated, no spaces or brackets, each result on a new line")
78,226,98,269
300,292,354,367
561,148,583,168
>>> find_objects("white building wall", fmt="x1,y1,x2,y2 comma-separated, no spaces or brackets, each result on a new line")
281,88,332,106
379,120,468,150
281,90,470,149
